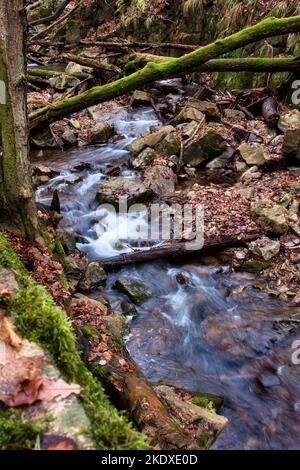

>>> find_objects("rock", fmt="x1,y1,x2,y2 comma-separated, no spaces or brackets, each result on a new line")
235,158,248,173
89,122,114,144
179,120,198,139
32,164,60,179
251,201,289,234
130,90,151,106
154,132,181,156
65,62,92,78
183,128,228,166
206,147,234,169
62,129,77,146
241,259,269,273
224,108,246,120
31,128,63,149
278,109,300,132
238,143,266,166
248,237,281,261
96,177,154,206
79,262,107,291
128,125,175,155
69,118,81,130
237,188,257,200
56,228,77,255
121,300,138,317
283,128,300,158
131,147,156,169
241,166,262,181
102,312,129,340
114,277,152,305
143,165,176,197
288,166,300,176
49,74,80,91
176,98,220,123
0,269,18,298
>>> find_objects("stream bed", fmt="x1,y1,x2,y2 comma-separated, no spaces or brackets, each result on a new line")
34,103,300,450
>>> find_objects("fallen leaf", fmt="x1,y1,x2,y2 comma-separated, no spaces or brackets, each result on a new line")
0,312,22,349
38,377,81,405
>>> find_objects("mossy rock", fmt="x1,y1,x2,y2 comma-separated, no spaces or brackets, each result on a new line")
241,259,270,273
114,277,152,305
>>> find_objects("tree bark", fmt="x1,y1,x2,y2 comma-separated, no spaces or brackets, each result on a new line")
100,234,260,271
29,15,300,130
0,0,39,240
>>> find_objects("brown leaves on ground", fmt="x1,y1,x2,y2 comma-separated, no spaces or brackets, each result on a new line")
0,315,80,408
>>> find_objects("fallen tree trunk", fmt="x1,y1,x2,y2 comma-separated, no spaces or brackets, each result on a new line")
100,234,260,271
127,52,300,73
29,15,300,130
62,53,121,75
80,39,198,51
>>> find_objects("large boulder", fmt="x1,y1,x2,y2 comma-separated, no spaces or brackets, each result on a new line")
176,98,220,123
250,201,289,234
278,110,300,132
88,122,114,144
154,132,181,156
238,143,266,167
278,110,300,159
128,125,175,155
143,165,176,197
65,62,92,78
31,128,63,149
248,236,281,261
96,177,154,206
114,277,152,305
183,128,228,166
49,74,80,91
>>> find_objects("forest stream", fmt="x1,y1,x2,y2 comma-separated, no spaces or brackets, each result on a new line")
33,96,300,450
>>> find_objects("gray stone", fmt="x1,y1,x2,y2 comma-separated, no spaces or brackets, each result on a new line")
65,62,92,78
278,109,300,132
128,125,175,155
114,277,152,305
183,128,228,166
224,108,246,120
206,147,234,169
89,122,114,144
62,129,77,146
283,128,300,158
31,128,63,149
0,269,18,297
49,74,80,91
130,90,151,106
248,237,281,261
251,202,289,234
131,147,156,169
238,143,266,166
79,262,107,291
96,177,154,206
143,165,176,197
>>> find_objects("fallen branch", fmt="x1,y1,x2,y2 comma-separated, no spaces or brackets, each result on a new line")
62,53,121,75
80,39,198,51
29,0,73,27
29,15,300,130
100,234,260,271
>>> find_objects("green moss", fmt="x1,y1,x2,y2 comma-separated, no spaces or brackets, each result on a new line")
0,232,148,450
241,259,269,273
0,408,43,450
191,397,217,414
80,324,99,339
38,220,55,253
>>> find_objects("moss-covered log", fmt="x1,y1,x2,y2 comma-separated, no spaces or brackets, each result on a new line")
29,15,300,130
0,0,39,240
126,52,300,73
27,67,61,79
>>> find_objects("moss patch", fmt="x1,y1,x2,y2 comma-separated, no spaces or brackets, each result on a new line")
0,408,43,450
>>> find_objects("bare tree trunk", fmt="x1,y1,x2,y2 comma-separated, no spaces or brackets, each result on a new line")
0,0,39,240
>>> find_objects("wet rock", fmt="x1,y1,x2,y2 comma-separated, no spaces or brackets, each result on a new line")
128,125,175,155
143,165,176,197
32,164,60,179
56,228,77,255
224,108,246,120
257,371,281,389
96,177,154,206
248,237,281,261
49,74,80,91
62,129,77,146
65,62,92,78
251,201,289,234
0,269,18,298
183,128,228,166
79,262,107,291
278,109,300,132
89,122,114,145
102,312,129,340
175,104,205,124
31,128,63,149
114,277,152,305
131,147,156,169
69,162,92,172
121,300,138,317
130,90,151,107
154,132,181,156
242,259,270,273
238,143,266,167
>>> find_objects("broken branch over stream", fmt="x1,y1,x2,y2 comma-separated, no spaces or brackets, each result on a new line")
101,234,260,271
29,15,300,130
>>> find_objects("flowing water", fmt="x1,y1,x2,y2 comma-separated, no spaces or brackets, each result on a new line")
34,101,300,450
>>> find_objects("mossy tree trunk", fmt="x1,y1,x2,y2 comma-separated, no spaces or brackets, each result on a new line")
30,14,300,130
0,0,39,240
